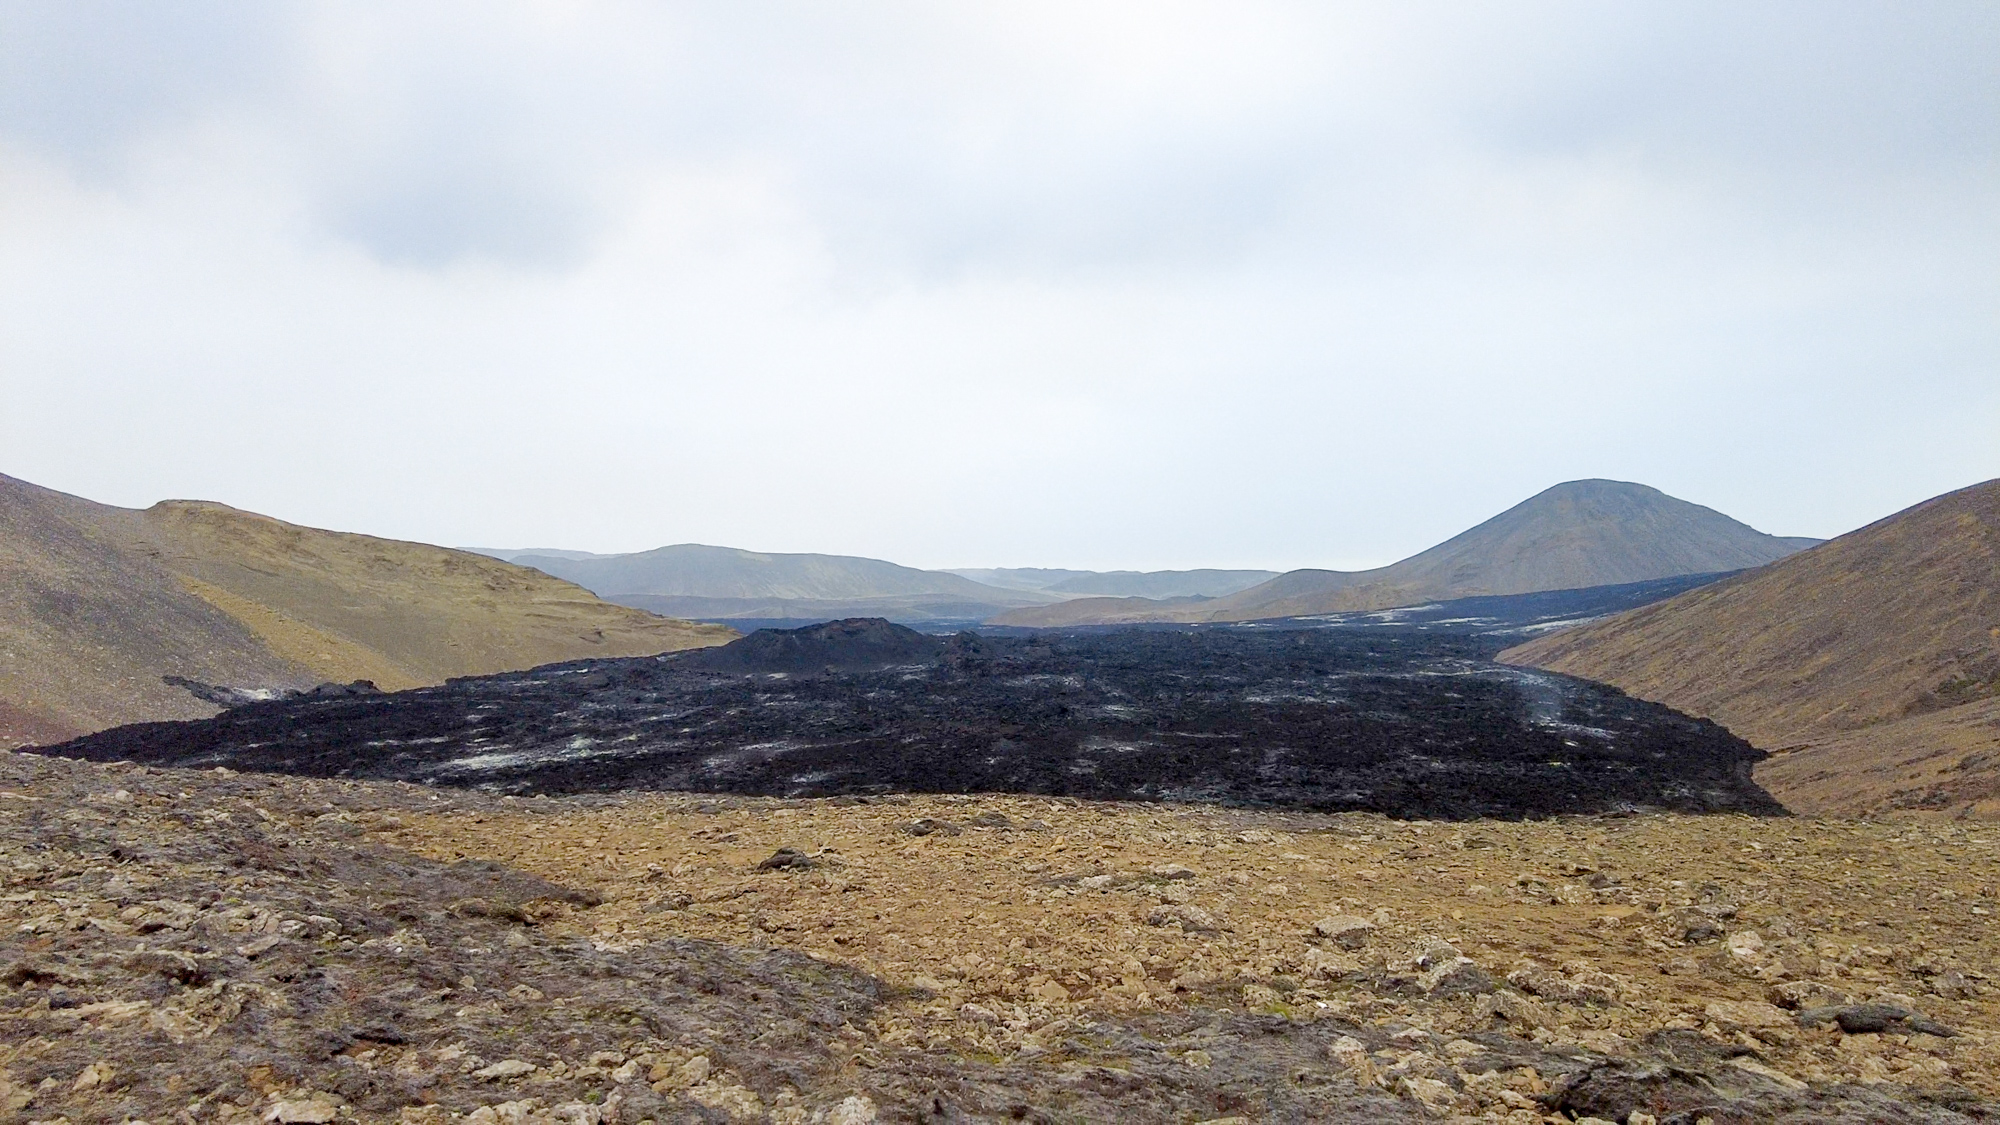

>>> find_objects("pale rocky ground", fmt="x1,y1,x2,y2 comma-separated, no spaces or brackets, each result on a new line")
2,749,1996,1124
400,793,2000,1101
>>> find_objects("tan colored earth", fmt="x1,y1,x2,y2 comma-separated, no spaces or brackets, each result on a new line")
391,792,2000,1100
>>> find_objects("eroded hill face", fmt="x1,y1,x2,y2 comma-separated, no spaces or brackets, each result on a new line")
3,751,1994,1123
1501,479,2000,818
0,477,311,743
0,474,734,747
992,480,1816,627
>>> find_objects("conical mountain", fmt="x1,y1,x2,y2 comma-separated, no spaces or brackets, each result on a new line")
993,479,1816,626
1501,479,2000,817
0,472,732,747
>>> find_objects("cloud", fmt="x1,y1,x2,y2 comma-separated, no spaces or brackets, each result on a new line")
0,1,1994,569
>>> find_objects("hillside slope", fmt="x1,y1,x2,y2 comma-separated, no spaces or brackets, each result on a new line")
0,474,732,746
0,478,309,744
994,480,1815,626
1500,479,2000,816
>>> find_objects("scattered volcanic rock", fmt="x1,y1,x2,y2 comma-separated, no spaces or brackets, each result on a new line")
34,623,1783,820
6,752,1991,1122
1502,478,2000,817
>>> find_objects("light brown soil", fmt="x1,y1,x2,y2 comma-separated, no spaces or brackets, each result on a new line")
5,749,1995,1123
392,793,2000,1099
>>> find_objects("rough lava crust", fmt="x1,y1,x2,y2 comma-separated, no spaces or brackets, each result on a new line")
36,621,1783,820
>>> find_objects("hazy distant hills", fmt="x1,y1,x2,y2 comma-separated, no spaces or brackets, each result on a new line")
993,480,1820,627
509,544,1035,603
1503,479,2000,818
0,473,733,748
497,544,1053,624
474,548,619,562
942,568,1095,592
476,546,1281,624
949,568,1281,599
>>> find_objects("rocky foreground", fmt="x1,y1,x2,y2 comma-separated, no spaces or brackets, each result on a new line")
2,753,1996,1123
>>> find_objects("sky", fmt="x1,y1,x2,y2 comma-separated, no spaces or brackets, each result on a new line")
2,2,1995,572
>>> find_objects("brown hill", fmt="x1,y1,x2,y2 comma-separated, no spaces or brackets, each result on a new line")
0,473,733,747
1500,479,2000,817
994,479,1815,626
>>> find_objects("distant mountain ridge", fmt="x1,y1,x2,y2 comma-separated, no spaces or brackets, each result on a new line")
946,568,1280,599
509,544,1049,605
1501,479,2000,817
487,546,1282,625
993,480,1820,626
471,548,619,562
0,473,732,747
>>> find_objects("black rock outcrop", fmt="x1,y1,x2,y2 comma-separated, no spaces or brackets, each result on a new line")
681,617,944,673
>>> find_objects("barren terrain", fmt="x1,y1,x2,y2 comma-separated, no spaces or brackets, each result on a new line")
3,750,1994,1124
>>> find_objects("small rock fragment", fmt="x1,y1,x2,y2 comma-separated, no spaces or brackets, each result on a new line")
1680,920,1723,944
1769,980,1849,1010
1420,956,1495,996
474,1059,538,1080
264,1102,339,1124
1929,969,1978,1000
1147,904,1222,932
1507,961,1620,1005
1298,946,1360,980
1725,930,1765,960
237,934,286,958
1310,915,1376,950
465,1101,538,1125
1476,989,1551,1030
650,1053,711,1090
1798,1002,1957,1037
900,818,961,837
828,1095,878,1125
71,1062,115,1092
757,848,815,871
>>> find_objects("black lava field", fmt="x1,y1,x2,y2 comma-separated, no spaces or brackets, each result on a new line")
37,618,1783,820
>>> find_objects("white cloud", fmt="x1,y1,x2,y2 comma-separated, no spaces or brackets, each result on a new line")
2,1,1994,569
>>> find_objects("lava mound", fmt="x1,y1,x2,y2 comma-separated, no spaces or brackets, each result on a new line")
33,627,1785,820
681,618,945,673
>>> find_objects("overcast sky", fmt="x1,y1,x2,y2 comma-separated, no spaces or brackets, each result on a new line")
2,2,1994,571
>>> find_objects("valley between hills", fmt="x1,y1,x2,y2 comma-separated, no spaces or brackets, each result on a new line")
2,469,1998,1123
